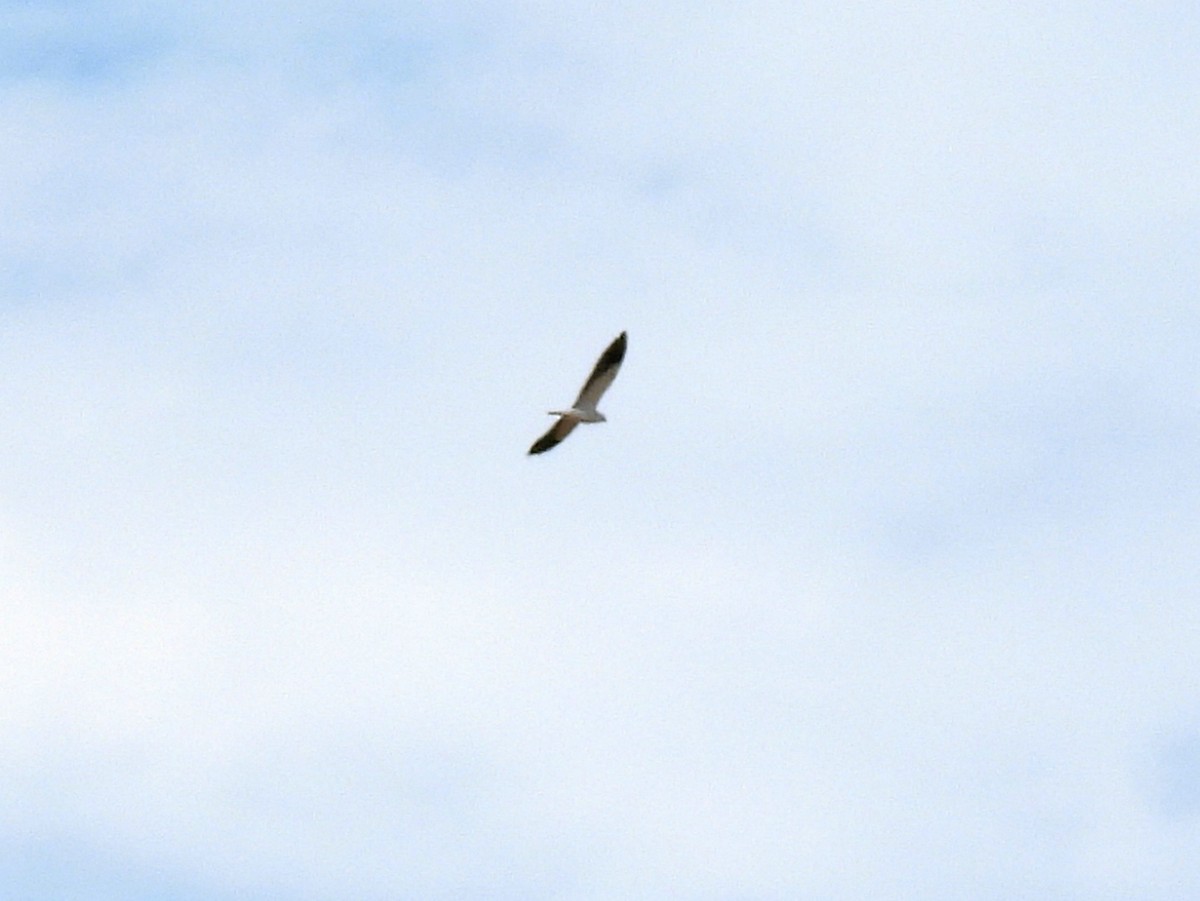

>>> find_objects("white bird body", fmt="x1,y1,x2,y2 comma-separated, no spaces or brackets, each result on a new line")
548,408,605,422
529,332,627,455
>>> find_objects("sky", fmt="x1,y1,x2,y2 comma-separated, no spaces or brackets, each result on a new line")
2,1,1199,898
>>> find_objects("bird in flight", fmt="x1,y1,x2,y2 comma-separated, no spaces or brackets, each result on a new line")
528,331,627,455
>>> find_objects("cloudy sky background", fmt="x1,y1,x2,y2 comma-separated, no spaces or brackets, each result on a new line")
3,1,1199,897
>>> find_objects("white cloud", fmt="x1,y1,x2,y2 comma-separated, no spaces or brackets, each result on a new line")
2,2,1199,898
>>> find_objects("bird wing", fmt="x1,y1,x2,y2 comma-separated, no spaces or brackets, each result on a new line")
528,415,580,455
572,331,627,412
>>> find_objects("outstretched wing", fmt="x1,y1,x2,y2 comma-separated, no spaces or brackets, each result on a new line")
573,331,627,412
528,415,579,455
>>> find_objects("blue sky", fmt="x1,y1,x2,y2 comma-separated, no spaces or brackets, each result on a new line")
3,1,1199,898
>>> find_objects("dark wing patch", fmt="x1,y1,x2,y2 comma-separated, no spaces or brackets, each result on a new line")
574,331,627,409
528,416,579,455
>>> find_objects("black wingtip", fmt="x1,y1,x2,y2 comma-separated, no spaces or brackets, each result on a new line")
601,331,627,367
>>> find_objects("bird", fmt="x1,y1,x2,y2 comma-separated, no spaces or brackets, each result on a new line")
528,331,627,455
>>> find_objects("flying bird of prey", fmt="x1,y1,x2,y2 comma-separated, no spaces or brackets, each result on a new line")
528,331,627,455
